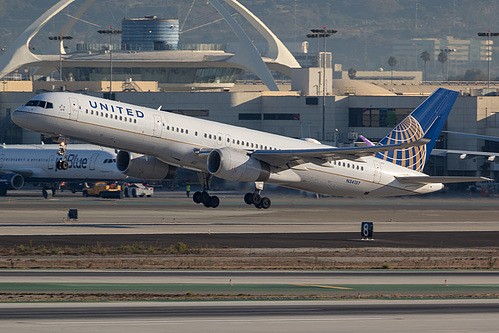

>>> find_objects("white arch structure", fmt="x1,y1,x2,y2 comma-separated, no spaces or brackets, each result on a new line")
0,0,301,91
0,0,75,79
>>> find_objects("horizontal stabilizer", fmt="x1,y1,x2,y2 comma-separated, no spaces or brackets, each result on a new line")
396,176,491,184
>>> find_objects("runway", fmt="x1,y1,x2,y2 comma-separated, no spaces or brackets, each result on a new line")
1,190,499,248
1,300,499,332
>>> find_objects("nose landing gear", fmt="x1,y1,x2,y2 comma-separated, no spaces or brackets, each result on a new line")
56,140,69,170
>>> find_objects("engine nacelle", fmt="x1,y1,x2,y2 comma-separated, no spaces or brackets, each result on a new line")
116,151,177,180
0,173,24,190
207,148,270,182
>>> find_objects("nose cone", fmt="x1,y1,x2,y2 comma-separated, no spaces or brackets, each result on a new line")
11,107,31,128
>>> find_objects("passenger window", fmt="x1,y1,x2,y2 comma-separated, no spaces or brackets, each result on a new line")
105,113,108,118
119,116,122,120
209,134,212,139
181,129,184,133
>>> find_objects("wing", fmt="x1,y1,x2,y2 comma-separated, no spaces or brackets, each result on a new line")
251,139,430,169
396,176,491,184
432,148,499,160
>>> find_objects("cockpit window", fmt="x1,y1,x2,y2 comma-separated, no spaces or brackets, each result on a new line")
25,100,53,108
25,100,40,106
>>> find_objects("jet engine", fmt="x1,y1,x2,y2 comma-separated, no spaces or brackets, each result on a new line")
0,173,24,190
207,148,270,182
116,151,177,180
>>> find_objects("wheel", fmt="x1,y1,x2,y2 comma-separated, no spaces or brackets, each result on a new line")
56,160,61,170
124,188,129,197
51,188,56,196
209,195,220,208
201,191,211,205
260,197,271,209
244,193,253,205
132,189,137,197
82,190,88,197
0,188,7,196
251,193,261,205
60,160,69,170
193,191,202,204
203,198,212,208
42,188,48,199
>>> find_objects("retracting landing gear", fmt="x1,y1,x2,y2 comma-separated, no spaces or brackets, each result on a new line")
244,181,271,209
56,140,69,170
192,172,220,208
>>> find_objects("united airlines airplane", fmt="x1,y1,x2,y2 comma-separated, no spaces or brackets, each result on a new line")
0,144,125,197
11,88,487,208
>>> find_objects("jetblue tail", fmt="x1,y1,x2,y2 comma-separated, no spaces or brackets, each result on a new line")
375,88,459,172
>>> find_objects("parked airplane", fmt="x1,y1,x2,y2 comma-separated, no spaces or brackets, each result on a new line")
0,144,126,197
11,88,488,208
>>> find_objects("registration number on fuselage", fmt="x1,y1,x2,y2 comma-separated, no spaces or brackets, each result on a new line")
346,179,361,185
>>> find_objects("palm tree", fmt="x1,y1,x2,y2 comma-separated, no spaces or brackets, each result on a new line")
437,51,448,81
388,56,397,84
348,68,357,79
420,51,431,81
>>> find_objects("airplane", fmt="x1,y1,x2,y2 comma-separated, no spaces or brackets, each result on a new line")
0,144,126,197
11,88,489,208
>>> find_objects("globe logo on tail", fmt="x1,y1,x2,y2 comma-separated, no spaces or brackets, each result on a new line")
375,115,426,172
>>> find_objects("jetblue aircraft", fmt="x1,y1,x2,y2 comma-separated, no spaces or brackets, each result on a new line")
11,88,487,208
0,144,125,197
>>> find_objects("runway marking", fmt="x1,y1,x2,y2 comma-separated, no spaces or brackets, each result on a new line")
294,284,353,290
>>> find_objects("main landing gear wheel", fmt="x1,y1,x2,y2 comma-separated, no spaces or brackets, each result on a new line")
244,192,271,209
193,191,219,208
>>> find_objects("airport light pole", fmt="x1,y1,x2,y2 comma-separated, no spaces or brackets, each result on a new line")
478,30,499,88
98,27,122,100
307,27,337,142
48,34,73,81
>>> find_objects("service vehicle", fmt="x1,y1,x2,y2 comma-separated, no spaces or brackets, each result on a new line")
124,183,154,197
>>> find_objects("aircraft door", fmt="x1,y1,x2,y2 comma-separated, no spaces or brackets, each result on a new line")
373,161,382,184
89,153,99,170
153,115,163,138
68,97,79,120
48,155,55,169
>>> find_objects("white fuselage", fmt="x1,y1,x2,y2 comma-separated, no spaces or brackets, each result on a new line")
12,92,443,197
0,144,125,183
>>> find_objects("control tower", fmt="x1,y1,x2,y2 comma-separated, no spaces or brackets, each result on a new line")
121,16,179,51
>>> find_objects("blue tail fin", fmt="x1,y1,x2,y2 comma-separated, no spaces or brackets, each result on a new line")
375,88,458,172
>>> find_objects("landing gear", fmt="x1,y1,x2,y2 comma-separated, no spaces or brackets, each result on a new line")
244,182,271,209
193,172,220,208
56,140,69,170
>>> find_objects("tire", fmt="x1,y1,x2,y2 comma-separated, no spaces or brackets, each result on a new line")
60,160,69,170
209,195,220,208
132,189,137,197
244,193,253,205
193,191,202,204
82,190,88,197
251,193,261,206
201,191,211,205
260,197,271,209
124,188,129,197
